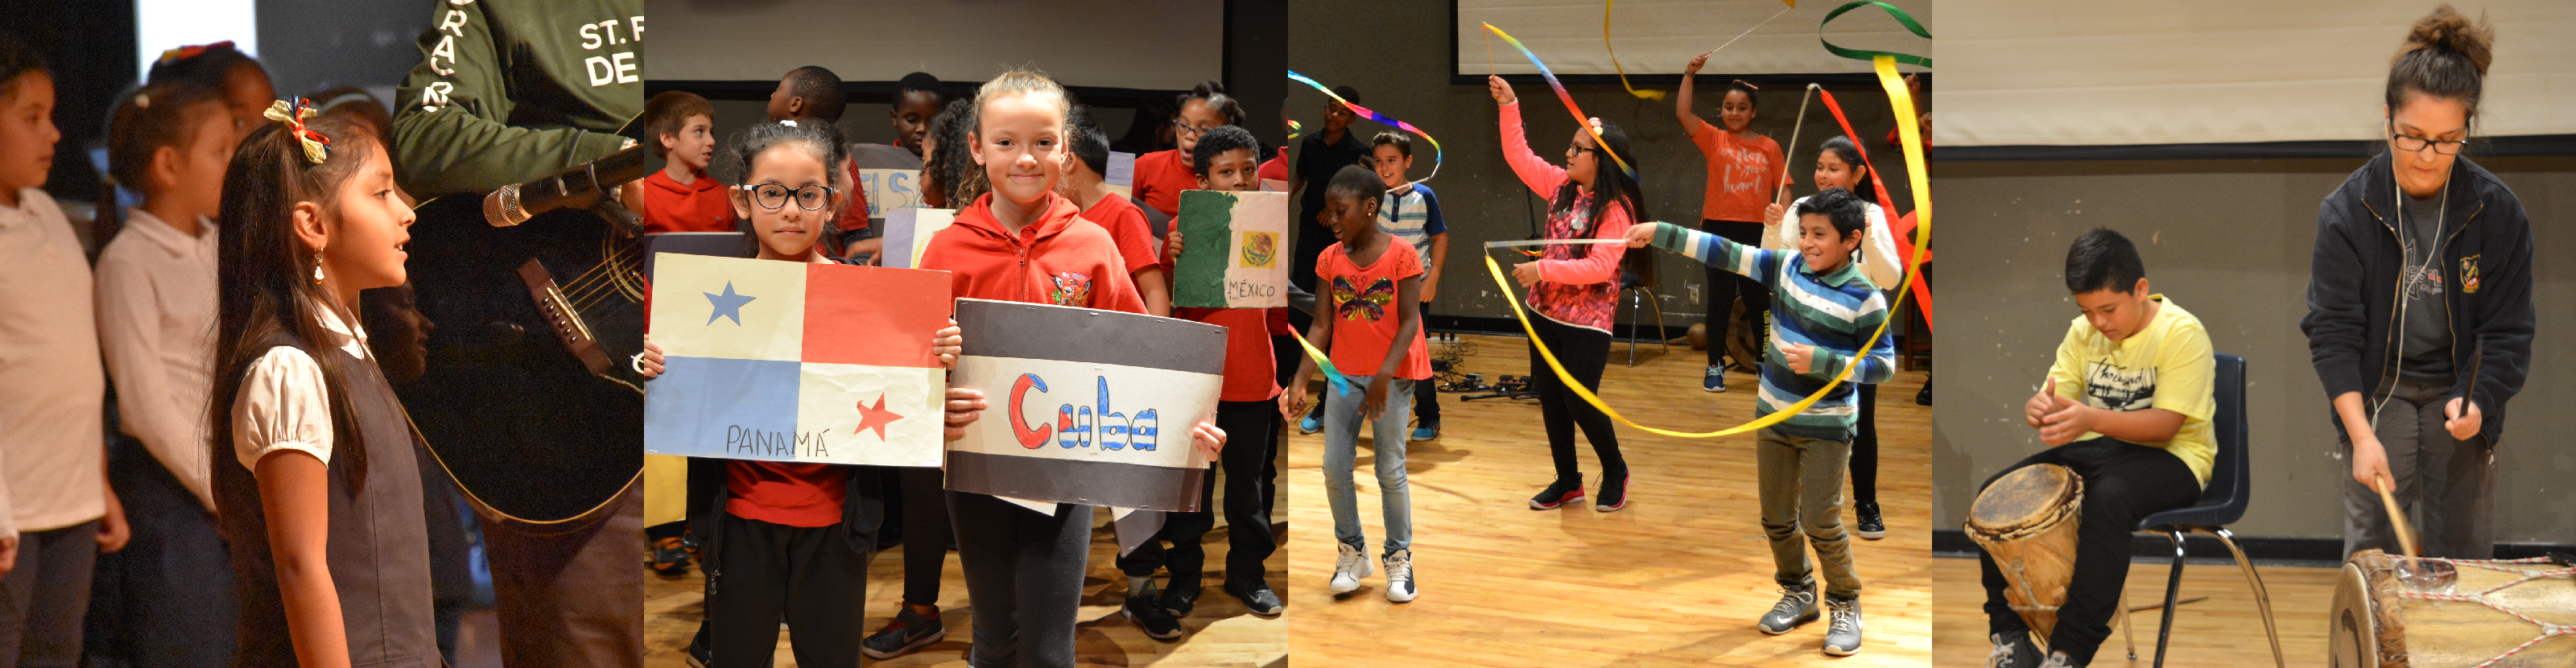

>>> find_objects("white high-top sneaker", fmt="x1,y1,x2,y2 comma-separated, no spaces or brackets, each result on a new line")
1328,540,1373,595
1382,549,1418,603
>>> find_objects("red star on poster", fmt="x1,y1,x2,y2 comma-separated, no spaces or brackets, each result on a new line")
853,393,906,440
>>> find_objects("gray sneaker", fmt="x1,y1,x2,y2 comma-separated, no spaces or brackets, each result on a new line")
860,605,945,660
1986,631,2041,668
2037,652,2078,668
1757,583,1819,634
1822,596,1863,656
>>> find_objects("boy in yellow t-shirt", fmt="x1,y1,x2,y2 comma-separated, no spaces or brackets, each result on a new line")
1979,228,2214,668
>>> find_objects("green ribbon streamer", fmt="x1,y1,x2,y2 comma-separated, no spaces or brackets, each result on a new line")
1819,1,1931,68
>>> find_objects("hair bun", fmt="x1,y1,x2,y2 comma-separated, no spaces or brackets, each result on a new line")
1194,80,1226,96
2402,4,2493,76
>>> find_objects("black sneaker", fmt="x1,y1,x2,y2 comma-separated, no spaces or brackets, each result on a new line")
1986,630,2042,668
683,632,712,668
1225,578,1284,616
650,536,692,575
860,605,947,660
1123,591,1184,641
1916,381,1933,406
1529,480,1585,509
1854,501,1886,540
1596,472,1629,512
1161,573,1203,617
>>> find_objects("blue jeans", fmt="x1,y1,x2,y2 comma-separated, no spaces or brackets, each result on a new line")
1323,376,1415,553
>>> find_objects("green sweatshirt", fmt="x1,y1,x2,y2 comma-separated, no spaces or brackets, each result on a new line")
391,0,643,196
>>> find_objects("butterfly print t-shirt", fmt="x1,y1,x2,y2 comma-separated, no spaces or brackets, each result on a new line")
1319,240,1433,381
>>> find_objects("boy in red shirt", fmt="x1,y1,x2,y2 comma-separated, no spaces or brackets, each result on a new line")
1125,125,1285,633
916,68,1226,668
1282,164,1431,604
1066,107,1170,315
625,90,733,233
764,66,873,258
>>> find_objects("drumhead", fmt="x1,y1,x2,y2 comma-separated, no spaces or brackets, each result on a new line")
1968,464,2083,537
2330,556,2386,668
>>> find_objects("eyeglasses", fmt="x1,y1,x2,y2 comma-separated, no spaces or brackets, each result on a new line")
746,183,836,211
1171,120,1218,138
2388,125,2467,155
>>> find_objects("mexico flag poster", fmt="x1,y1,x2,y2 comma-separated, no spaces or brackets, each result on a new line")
946,298,1226,513
1170,189,1289,308
642,254,953,468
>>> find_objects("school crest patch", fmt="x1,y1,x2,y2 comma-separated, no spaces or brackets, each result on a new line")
1048,271,1093,307
2458,254,2480,294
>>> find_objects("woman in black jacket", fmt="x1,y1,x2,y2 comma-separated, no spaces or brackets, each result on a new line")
2301,5,2533,560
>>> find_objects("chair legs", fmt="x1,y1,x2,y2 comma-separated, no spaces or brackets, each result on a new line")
2207,527,2287,668
2130,527,2284,668
1622,287,1670,366
2152,530,2186,668
1624,288,1640,366
2119,590,2136,660
1645,288,1671,355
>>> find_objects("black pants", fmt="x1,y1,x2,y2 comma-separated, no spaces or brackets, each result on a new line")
947,493,1091,668
1703,220,1769,368
1116,485,1212,583
83,435,233,668
897,466,956,606
1221,402,1282,578
1978,438,2199,665
1851,384,1879,505
1530,315,1625,485
705,513,865,668
1413,301,1441,428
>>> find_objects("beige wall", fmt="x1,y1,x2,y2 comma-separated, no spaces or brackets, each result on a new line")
1929,156,2576,543
1292,0,1919,324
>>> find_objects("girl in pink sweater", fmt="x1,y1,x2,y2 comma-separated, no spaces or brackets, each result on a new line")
1488,75,1645,513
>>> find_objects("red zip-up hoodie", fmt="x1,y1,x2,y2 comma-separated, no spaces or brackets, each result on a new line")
920,191,1148,314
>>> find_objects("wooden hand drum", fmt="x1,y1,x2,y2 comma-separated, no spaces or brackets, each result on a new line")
2332,549,2576,667
1967,463,2086,643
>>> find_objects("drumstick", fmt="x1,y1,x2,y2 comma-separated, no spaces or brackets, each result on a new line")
2374,473,2421,562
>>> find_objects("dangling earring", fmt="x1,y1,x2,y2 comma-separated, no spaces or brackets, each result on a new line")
313,258,325,282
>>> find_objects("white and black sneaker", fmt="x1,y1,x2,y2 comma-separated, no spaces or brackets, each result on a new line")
1382,549,1418,603
1757,583,1819,634
1986,631,2041,668
1854,501,1887,540
1328,540,1373,595
1822,596,1863,656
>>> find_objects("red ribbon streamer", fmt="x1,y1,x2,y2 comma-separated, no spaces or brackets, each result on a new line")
1817,88,1930,328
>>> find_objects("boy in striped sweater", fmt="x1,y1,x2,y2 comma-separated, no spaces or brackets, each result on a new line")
1625,187,1894,657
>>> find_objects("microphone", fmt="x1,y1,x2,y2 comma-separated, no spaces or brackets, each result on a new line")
483,144,650,228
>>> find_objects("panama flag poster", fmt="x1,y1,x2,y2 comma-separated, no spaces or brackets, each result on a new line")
643,254,953,468
946,298,1226,512
1170,189,1289,309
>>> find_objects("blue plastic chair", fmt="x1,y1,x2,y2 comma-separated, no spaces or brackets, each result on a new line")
2117,353,2283,668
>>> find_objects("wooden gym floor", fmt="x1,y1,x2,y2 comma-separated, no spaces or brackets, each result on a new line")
1932,556,2338,667
1284,332,1934,667
643,446,1291,666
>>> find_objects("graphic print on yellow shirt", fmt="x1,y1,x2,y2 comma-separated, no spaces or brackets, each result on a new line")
2047,295,2219,486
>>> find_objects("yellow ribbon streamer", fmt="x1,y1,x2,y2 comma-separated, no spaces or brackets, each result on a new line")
1486,54,1927,439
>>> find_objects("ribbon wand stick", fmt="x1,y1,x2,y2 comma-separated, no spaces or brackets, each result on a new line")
1773,83,1820,210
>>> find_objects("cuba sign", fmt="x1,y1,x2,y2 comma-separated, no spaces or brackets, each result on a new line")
947,299,1225,512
